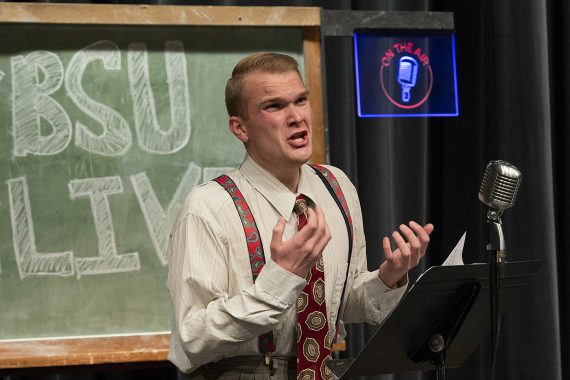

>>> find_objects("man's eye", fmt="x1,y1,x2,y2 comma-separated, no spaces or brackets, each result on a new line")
296,97,308,105
265,103,280,111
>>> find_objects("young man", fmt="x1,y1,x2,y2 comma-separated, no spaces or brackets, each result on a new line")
167,52,434,379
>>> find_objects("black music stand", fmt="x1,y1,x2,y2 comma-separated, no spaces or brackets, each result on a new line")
326,260,541,379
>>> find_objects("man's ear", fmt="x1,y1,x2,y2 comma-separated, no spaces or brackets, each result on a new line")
229,116,249,143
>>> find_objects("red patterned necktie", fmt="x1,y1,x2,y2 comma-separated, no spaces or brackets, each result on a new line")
294,194,333,380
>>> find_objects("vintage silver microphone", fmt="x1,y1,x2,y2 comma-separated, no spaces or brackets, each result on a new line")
478,160,522,379
478,160,522,261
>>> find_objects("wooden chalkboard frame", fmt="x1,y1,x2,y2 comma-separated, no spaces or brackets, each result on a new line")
0,2,324,369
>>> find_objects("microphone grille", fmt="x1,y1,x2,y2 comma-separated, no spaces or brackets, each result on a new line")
478,160,522,210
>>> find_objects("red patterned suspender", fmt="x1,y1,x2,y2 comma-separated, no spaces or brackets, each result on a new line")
308,164,354,250
213,174,275,354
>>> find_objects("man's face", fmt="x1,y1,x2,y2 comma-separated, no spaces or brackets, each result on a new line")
231,70,313,178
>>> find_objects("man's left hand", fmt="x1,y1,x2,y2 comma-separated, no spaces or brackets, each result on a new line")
378,221,434,288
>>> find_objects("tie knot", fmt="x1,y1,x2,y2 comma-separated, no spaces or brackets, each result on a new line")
294,194,309,217
294,194,315,231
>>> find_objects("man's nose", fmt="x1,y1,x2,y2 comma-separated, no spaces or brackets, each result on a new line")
287,104,303,124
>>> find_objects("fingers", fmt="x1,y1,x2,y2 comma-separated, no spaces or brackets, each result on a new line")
276,204,333,250
300,206,330,252
379,221,434,287
271,216,286,244
383,221,434,266
399,224,422,265
297,206,324,237
270,207,333,278
288,206,331,259
409,221,434,241
423,223,435,235
392,229,411,257
410,221,433,257
382,237,394,261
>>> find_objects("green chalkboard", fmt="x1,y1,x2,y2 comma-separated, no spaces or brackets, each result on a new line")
0,24,304,341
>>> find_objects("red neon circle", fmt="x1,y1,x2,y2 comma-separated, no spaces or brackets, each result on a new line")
380,64,433,109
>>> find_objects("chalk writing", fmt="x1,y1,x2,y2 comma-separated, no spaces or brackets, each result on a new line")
11,51,72,156
130,162,201,265
7,177,74,278
3,164,237,279
128,41,191,154
69,176,140,277
9,40,194,158
65,41,132,156
1,38,242,280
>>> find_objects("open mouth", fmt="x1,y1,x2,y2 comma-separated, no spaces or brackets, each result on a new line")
288,131,308,143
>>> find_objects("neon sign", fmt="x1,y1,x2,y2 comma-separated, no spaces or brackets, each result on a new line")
354,33,459,118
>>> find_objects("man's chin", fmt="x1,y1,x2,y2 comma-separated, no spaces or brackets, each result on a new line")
296,146,313,162
296,153,313,166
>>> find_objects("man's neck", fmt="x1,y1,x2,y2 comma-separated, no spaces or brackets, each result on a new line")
274,168,301,193
247,155,301,193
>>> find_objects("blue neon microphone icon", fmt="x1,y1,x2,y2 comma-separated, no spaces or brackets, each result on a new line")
397,56,419,102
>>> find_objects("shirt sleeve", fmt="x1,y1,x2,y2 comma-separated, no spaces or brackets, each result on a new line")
327,167,407,324
166,188,306,371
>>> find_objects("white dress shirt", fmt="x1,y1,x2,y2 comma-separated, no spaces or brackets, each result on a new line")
167,155,406,373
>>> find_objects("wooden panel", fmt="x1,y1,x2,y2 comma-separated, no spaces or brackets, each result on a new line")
0,3,320,26
0,334,170,368
304,26,326,164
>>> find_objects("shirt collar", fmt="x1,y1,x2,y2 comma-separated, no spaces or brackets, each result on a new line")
239,155,317,222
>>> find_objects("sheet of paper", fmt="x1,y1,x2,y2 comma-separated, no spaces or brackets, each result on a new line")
407,232,467,294
442,231,466,266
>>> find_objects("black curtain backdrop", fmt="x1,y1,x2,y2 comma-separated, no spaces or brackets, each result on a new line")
1,1,567,380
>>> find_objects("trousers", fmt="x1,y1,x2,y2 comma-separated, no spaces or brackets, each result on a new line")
180,356,297,380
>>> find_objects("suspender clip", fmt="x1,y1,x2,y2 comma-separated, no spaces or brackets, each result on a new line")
264,353,273,368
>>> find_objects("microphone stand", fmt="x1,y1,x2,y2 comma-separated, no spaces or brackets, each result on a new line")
486,209,505,379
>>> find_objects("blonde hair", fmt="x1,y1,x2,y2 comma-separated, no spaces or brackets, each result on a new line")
225,52,301,119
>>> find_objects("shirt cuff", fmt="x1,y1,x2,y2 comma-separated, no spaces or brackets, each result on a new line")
255,260,307,307
366,269,408,319
378,273,409,290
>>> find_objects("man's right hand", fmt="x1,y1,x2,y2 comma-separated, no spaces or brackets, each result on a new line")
269,206,331,278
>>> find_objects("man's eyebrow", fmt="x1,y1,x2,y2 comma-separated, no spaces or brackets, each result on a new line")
259,96,282,104
260,90,310,104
